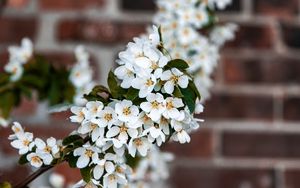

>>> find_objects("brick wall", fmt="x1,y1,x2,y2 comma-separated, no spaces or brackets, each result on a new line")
1,0,300,187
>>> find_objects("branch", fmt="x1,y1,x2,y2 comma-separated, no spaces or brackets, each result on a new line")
14,165,54,188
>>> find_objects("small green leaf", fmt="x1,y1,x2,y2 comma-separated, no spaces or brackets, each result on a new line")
180,87,196,113
18,154,28,165
189,81,201,100
165,59,189,70
62,135,83,146
67,155,78,168
80,166,92,183
126,88,139,101
173,86,184,98
107,71,126,99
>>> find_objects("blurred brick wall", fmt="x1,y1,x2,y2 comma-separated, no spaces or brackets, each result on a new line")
1,0,300,188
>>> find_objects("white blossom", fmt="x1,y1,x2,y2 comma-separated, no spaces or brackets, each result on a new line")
115,100,139,123
161,68,189,94
128,137,150,157
140,93,165,122
74,143,100,168
10,132,34,155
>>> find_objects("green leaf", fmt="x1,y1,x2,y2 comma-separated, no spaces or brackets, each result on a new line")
18,154,28,165
165,59,189,70
126,88,139,101
67,155,78,168
189,81,201,100
62,135,83,146
107,71,126,99
0,91,18,118
126,154,141,169
80,166,92,183
180,87,196,113
173,86,184,98
84,85,110,103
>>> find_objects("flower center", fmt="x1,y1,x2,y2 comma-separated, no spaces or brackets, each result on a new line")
122,107,131,116
116,166,124,173
104,113,113,122
171,75,179,83
12,67,18,74
166,101,174,110
44,146,52,153
134,138,143,147
85,149,94,157
91,123,98,130
151,101,160,109
120,124,128,133
109,174,116,182
75,72,81,77
146,79,154,87
31,156,42,164
23,139,30,146
151,63,158,70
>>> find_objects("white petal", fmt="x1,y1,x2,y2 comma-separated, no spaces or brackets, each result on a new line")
106,127,120,138
93,165,104,180
76,155,90,168
164,81,174,94
105,161,115,174
178,75,189,88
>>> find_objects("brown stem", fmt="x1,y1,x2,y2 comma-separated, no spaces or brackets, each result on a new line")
14,165,54,188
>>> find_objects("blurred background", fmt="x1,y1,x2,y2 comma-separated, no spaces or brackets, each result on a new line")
1,0,300,187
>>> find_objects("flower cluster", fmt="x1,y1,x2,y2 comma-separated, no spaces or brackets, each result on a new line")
4,38,33,82
69,46,95,106
9,122,61,168
153,0,237,102
64,26,203,187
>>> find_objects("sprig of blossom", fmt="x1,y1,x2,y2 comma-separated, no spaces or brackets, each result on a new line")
153,0,237,102
4,38,33,82
9,122,62,168
69,45,96,106
64,26,203,187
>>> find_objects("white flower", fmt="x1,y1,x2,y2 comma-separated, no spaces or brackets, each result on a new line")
161,68,189,94
10,132,34,155
128,137,150,157
35,137,59,161
106,121,139,144
75,45,89,65
140,93,166,122
26,152,44,168
132,74,157,98
78,122,104,142
93,153,116,180
49,173,65,188
163,97,184,119
72,179,99,188
103,172,127,188
177,26,198,45
114,63,135,89
115,100,139,123
74,143,100,168
0,117,9,128
70,63,93,88
148,25,161,46
70,106,85,123
171,120,191,144
83,101,104,120
210,23,238,46
195,102,204,114
8,122,24,140
8,38,33,64
91,106,118,128
4,61,24,81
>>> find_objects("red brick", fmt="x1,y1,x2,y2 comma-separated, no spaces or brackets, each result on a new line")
121,0,155,11
283,97,300,121
0,17,37,44
39,0,105,10
163,129,214,158
285,169,300,188
57,19,147,44
222,131,300,158
254,0,298,17
6,0,29,8
202,93,274,120
222,56,300,84
225,23,275,49
170,166,275,188
281,21,300,49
